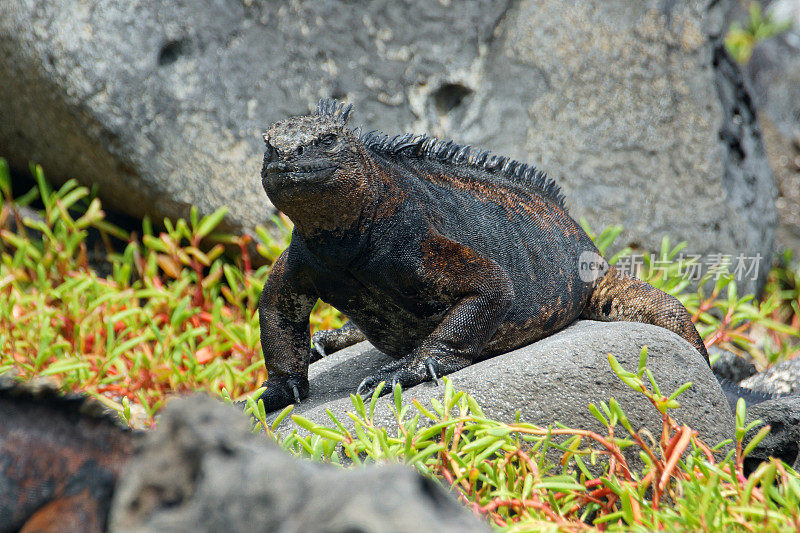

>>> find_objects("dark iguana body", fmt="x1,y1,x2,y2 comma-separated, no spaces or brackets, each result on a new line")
0,378,134,533
256,98,709,411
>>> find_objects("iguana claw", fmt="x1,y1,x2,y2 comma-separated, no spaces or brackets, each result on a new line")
355,377,376,397
425,358,439,385
291,384,302,404
256,374,309,413
356,355,458,398
356,377,397,400
313,341,327,358
310,322,366,363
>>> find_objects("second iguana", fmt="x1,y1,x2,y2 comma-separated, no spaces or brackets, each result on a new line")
254,98,727,412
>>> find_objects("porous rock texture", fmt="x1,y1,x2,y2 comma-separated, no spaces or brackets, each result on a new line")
109,395,488,533
268,321,734,468
741,356,800,395
743,5,800,255
0,0,776,290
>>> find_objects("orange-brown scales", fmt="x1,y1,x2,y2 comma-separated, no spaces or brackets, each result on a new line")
0,378,134,533
256,98,712,412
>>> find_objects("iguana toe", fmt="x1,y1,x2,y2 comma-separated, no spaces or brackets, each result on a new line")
355,355,456,399
355,376,387,399
310,322,366,363
356,367,405,400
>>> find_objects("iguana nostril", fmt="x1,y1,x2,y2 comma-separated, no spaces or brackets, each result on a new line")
296,146,304,155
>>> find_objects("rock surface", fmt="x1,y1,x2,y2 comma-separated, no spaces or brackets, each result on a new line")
495,1,775,294
0,0,775,290
269,321,734,464
746,3,800,143
745,395,800,473
741,356,800,395
759,115,800,256
710,346,758,383
110,395,488,533
744,6,800,255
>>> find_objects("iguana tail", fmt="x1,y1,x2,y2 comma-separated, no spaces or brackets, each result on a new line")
581,266,709,363
581,266,793,411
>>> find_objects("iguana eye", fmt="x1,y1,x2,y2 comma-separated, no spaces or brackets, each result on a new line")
318,134,336,147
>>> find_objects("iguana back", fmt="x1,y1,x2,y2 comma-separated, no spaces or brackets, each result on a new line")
362,141,600,354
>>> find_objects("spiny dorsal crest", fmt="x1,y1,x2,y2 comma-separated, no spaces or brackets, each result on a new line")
314,98,353,124
358,123,566,209
300,98,565,208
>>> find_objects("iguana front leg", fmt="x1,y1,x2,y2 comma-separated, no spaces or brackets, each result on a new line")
257,251,317,412
357,233,515,398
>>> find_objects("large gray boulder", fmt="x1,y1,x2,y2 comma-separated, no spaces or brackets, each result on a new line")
269,321,734,462
476,1,776,294
0,0,775,290
110,395,488,533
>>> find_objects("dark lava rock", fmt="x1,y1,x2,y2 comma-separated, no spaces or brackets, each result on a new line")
109,395,488,533
744,394,800,473
710,346,758,383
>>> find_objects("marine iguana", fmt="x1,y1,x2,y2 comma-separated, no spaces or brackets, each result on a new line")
0,378,135,533
255,98,764,412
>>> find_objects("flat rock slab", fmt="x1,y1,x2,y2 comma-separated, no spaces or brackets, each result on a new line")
270,321,734,455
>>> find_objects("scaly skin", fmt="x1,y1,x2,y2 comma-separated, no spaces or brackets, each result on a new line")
256,98,710,412
255,99,715,410
581,265,709,358
0,379,134,533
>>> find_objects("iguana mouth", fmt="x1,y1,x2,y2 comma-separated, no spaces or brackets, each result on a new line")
262,162,338,191
264,162,337,176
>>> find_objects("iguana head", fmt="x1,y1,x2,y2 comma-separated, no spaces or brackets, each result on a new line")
261,99,364,214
